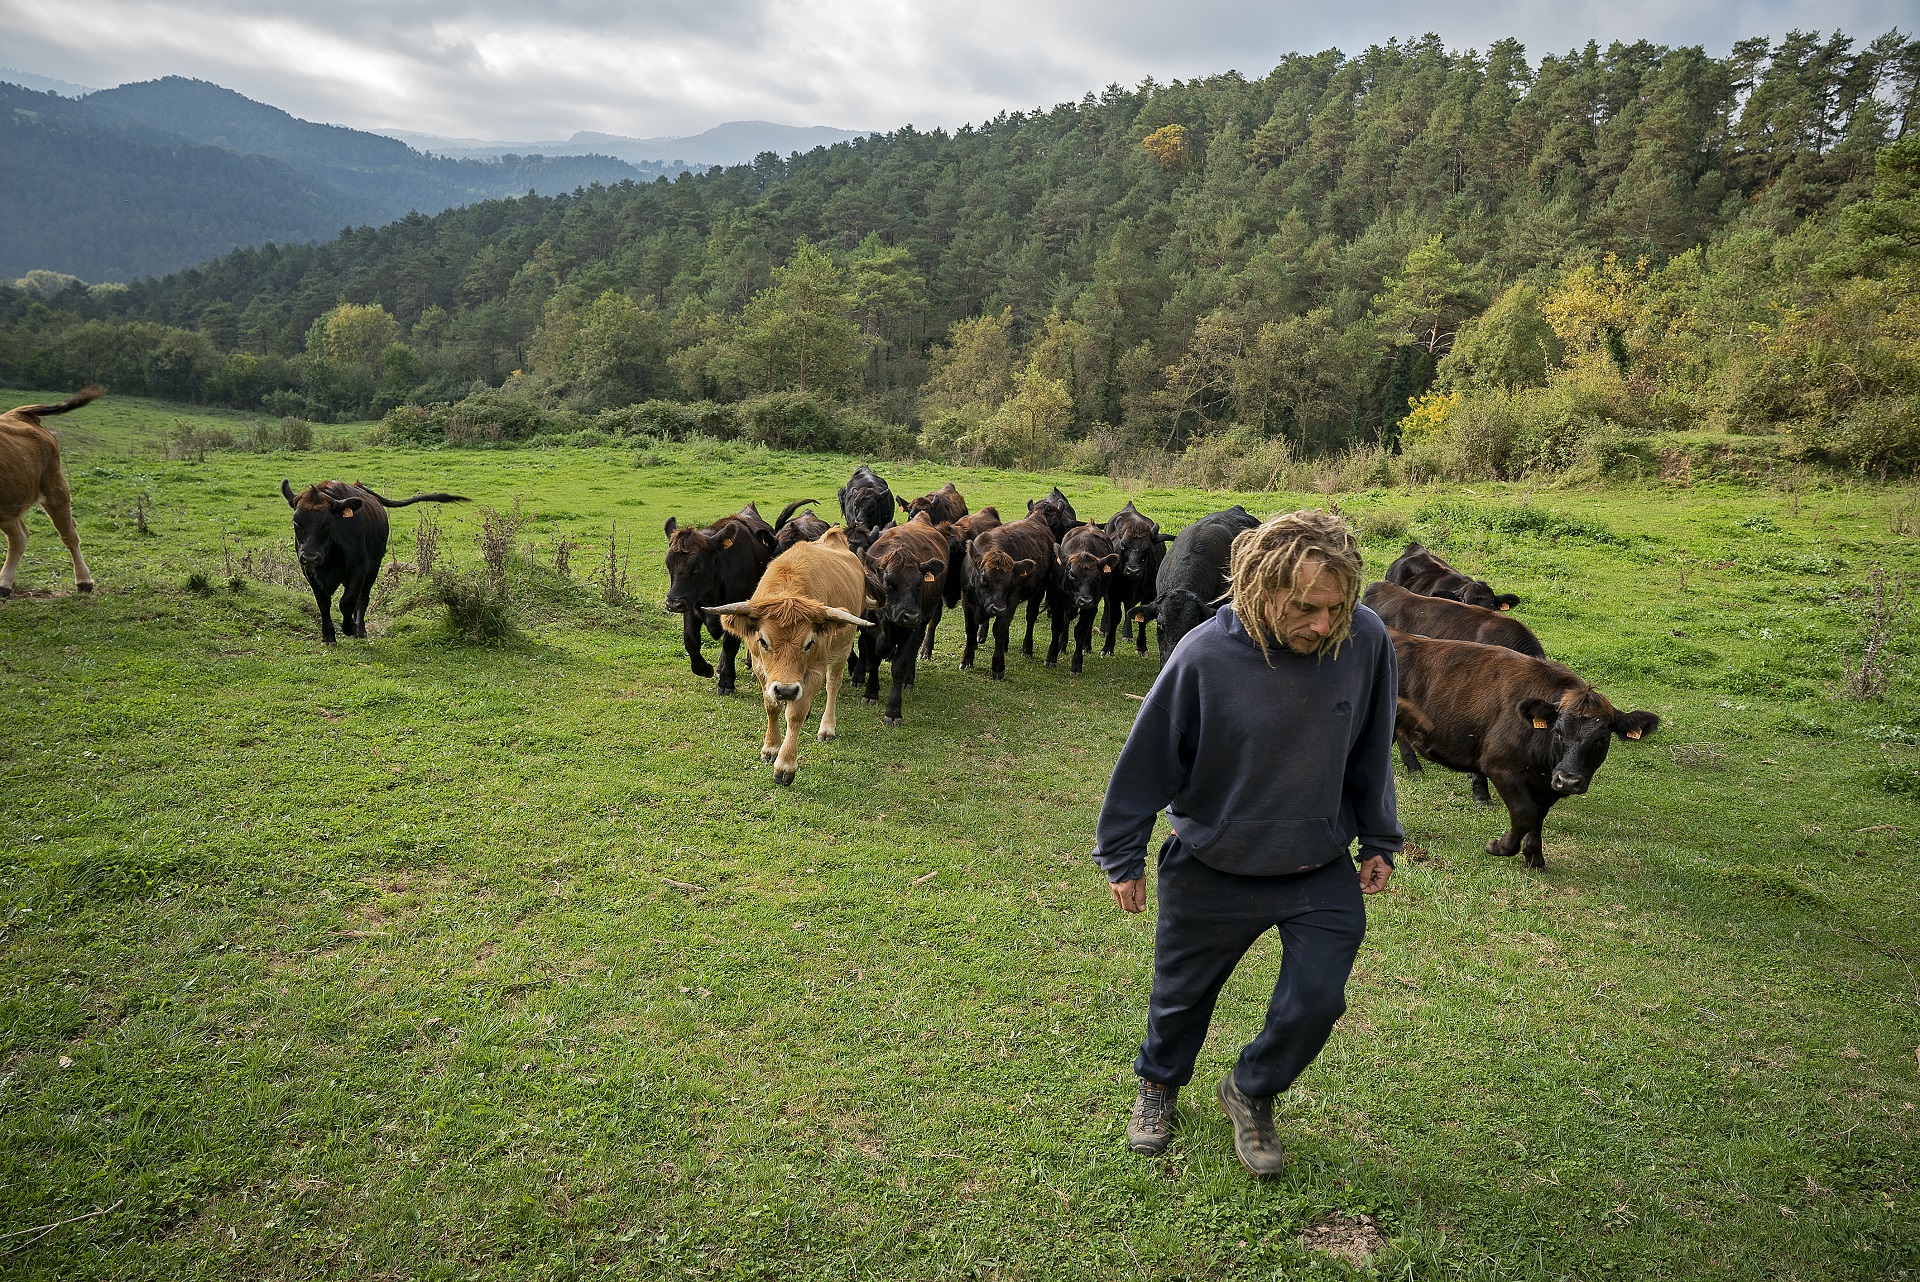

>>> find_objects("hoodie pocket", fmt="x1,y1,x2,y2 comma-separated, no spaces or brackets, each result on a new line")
1190,818,1344,876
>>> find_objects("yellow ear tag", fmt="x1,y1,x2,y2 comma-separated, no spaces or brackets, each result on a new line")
1531,717,1550,730
923,572,936,582
722,537,734,548
1625,727,1643,739
1102,565,1111,573
342,508,355,518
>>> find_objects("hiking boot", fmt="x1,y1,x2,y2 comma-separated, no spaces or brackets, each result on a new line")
1126,1078,1179,1154
1216,1073,1285,1177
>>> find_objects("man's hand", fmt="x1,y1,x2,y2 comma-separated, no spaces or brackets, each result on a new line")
1109,877,1147,913
1358,855,1394,895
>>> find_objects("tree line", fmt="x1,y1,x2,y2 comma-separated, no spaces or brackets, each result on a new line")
3,29,1916,475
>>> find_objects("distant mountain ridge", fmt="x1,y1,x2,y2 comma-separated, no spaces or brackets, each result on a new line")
0,66,96,97
385,120,874,168
0,75,676,282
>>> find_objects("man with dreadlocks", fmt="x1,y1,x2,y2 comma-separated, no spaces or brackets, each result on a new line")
1092,509,1401,1176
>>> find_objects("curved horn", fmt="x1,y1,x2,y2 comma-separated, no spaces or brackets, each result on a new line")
704,602,756,616
281,478,299,508
819,606,874,628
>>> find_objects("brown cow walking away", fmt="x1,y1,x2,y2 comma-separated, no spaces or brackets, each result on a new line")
0,387,102,598
709,527,871,785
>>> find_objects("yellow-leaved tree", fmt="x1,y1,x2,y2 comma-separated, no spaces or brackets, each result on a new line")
1142,124,1191,172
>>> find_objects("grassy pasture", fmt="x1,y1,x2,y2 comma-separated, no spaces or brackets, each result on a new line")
2,389,1918,1279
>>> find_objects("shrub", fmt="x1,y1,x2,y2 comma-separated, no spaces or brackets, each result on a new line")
430,567,519,644
1786,395,1920,476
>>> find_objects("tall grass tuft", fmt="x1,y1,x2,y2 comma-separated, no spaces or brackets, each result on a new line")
430,567,520,644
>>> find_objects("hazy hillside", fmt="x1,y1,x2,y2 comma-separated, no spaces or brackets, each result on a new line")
0,82,374,281
82,78,666,223
390,120,874,167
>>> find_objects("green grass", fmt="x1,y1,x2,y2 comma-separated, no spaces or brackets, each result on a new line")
2,396,1918,1279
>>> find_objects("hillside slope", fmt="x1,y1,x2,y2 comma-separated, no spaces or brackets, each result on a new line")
0,83,374,281
82,78,664,223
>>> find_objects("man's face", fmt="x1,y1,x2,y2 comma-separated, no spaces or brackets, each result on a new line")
1265,561,1348,654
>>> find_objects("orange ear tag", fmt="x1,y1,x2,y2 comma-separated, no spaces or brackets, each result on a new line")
342,509,355,518
722,537,734,548
1532,717,1550,729
1625,728,1643,739
1102,565,1111,573
923,572,936,582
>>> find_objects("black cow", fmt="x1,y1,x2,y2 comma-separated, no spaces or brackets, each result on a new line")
858,519,950,724
963,513,1054,679
1101,500,1172,656
900,482,967,525
1027,487,1079,543
664,504,775,693
838,465,895,557
1389,629,1658,868
1047,524,1118,674
1131,505,1259,662
282,479,468,643
771,499,829,557
1386,542,1520,612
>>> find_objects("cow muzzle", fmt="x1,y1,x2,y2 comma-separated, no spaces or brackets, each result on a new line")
1550,770,1590,795
770,682,802,703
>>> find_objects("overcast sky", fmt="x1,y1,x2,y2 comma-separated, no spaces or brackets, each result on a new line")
2,0,1912,141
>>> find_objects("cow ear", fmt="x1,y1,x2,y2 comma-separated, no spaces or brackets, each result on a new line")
1027,499,1037,512
897,495,911,512
722,536,734,549
281,479,299,508
1613,709,1659,741
1013,558,1038,574
663,516,678,539
919,557,944,579
1155,532,1176,544
1133,603,1159,623
1101,554,1119,572
1496,594,1520,611
1520,698,1558,731
335,497,363,517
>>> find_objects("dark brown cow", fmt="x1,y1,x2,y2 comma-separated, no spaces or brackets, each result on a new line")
899,481,967,525
858,519,950,724
1047,523,1118,674
1027,487,1079,542
1389,629,1658,868
962,512,1054,679
939,506,1001,606
1367,578,1548,804
1,387,102,597
283,479,469,642
1386,542,1520,611
1364,580,1544,658
1131,505,1259,662
664,504,775,693
1101,500,1172,657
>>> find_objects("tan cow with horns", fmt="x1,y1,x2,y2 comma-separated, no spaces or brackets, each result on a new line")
707,526,871,785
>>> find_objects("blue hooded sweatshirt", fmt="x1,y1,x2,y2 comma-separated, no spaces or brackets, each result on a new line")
1092,601,1404,884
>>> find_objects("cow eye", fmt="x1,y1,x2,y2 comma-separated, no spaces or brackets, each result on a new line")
803,636,815,651
758,636,768,650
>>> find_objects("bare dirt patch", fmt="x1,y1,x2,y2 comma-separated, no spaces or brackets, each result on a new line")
1299,1213,1388,1267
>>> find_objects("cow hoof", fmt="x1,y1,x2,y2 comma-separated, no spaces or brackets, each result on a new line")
761,749,778,763
1485,840,1515,857
989,670,1004,681
817,729,836,742
0,587,10,599
863,694,878,705
691,660,715,679
77,582,94,593
1475,795,1496,807
773,769,795,786
1044,659,1057,668
716,684,736,696
1526,856,1547,869
885,716,903,727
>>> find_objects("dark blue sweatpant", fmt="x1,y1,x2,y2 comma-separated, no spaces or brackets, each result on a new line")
1135,836,1366,1097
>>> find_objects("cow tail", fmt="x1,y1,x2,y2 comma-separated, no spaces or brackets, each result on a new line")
10,386,104,417
361,489,472,507
773,498,821,531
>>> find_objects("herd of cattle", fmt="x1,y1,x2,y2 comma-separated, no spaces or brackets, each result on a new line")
1,386,1656,871
663,464,1660,866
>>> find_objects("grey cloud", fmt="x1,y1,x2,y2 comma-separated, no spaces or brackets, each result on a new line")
2,0,1913,143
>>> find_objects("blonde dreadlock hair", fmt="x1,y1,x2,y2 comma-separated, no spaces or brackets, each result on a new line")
1225,509,1363,661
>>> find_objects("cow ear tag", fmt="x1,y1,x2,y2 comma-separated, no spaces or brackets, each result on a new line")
1531,716,1550,730
923,571,936,582
1625,727,1643,739
722,537,734,548
1102,565,1111,573
342,508,355,518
